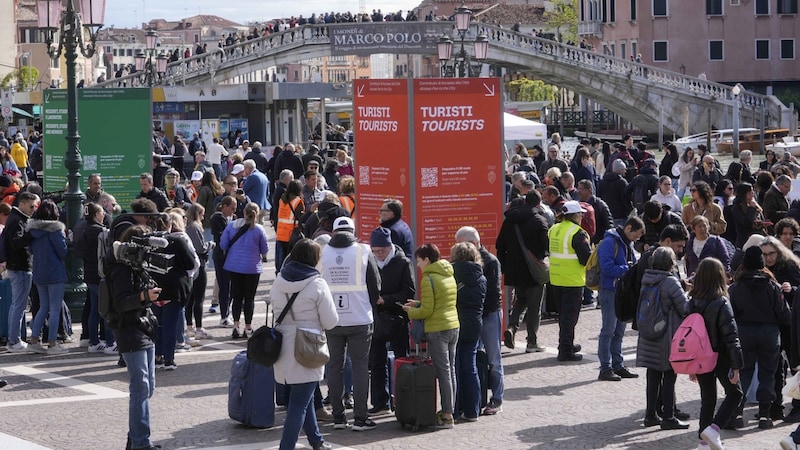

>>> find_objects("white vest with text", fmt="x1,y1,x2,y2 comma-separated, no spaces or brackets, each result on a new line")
320,243,373,327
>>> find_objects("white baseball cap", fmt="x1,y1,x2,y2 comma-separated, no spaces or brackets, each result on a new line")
333,217,355,231
561,200,587,215
231,164,245,175
191,171,203,181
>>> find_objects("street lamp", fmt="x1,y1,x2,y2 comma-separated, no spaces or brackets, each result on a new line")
134,28,167,86
436,4,488,78
37,0,105,314
731,83,741,158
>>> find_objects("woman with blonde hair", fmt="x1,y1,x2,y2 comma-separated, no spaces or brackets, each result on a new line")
185,204,213,339
450,242,486,422
221,202,269,339
338,175,356,217
335,149,354,177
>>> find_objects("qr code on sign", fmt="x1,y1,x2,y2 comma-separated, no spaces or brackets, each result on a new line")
420,167,438,188
358,166,370,185
83,155,98,171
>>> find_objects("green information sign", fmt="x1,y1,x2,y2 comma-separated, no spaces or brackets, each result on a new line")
43,88,151,209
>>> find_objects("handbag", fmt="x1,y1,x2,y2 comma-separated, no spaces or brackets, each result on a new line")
295,327,330,368
247,292,299,367
374,311,405,342
514,224,550,285
784,369,800,400
288,200,305,247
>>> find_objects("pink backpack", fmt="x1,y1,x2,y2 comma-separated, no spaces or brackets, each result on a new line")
669,311,719,375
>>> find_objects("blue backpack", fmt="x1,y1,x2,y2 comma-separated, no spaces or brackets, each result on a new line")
637,284,666,340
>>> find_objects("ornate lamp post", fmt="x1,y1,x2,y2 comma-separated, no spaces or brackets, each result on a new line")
437,4,488,78
37,0,106,314
731,83,741,159
134,28,167,86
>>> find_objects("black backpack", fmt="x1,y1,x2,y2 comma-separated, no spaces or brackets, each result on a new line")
614,260,641,327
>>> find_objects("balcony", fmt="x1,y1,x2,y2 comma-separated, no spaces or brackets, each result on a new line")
578,21,602,37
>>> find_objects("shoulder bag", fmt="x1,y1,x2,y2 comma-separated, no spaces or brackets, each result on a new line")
223,225,249,261
247,291,300,367
514,224,550,285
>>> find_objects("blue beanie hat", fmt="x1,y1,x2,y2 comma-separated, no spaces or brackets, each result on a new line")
370,227,393,247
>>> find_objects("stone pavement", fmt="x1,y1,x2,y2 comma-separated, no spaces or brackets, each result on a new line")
0,266,794,450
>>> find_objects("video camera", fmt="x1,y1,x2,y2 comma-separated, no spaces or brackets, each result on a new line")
113,232,175,275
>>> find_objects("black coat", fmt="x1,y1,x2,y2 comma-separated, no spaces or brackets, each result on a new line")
730,272,790,327
109,262,155,353
243,150,269,175
729,202,766,248
376,244,415,316
640,207,684,251
587,195,613,246
598,172,632,220
691,296,743,369
452,260,486,342
479,246,502,316
272,149,305,181
496,204,549,287
81,219,105,285
149,234,196,305
4,207,32,271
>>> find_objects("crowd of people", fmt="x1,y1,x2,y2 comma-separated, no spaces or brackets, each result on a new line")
503,133,800,450
9,121,800,449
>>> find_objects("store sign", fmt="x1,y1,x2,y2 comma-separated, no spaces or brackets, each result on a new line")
330,22,451,56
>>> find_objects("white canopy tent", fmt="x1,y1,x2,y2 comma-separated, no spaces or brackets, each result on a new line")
504,112,548,149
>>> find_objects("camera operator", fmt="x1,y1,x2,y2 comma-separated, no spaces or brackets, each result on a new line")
107,224,162,450
149,213,198,370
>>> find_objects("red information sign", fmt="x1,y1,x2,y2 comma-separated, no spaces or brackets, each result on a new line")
412,78,504,258
352,79,411,242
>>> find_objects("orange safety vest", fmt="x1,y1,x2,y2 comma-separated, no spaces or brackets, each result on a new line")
339,194,355,217
276,197,304,242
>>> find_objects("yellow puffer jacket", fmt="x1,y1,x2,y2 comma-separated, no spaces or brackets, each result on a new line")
406,259,460,333
10,142,27,169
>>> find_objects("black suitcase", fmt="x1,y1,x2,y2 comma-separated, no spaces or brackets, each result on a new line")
395,355,437,431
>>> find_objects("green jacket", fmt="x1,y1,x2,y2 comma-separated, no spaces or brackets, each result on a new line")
407,259,460,333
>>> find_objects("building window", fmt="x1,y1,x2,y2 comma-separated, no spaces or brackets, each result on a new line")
653,0,668,16
706,0,723,14
709,40,724,60
756,40,770,59
632,41,638,59
631,0,637,20
653,41,668,61
755,0,769,14
602,0,608,21
113,49,118,56
610,0,616,21
778,0,798,13
781,39,795,59
126,49,132,57
621,42,627,60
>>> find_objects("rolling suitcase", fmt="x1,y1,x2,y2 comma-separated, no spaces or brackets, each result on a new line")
228,350,275,428
394,348,437,431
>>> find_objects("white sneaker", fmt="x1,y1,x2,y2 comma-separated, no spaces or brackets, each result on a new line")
700,425,724,450
186,327,196,338
29,342,47,354
208,305,219,314
7,341,29,352
220,317,233,327
781,436,800,450
47,344,68,355
103,344,119,355
187,337,201,347
195,329,209,339
87,342,107,353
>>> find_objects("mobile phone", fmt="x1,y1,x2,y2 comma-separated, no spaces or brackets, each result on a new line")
236,188,244,195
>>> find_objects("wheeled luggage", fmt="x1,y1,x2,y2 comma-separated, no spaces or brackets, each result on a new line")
394,353,437,431
228,350,275,428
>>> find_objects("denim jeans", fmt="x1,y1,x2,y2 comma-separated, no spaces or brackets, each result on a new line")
7,270,31,345
153,300,181,363
507,284,544,345
598,288,626,371
327,324,372,422
122,347,156,449
279,381,324,450
31,282,65,343
87,284,114,346
479,309,505,403
455,337,481,419
427,328,459,414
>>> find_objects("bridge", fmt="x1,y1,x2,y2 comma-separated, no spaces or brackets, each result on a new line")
95,22,795,136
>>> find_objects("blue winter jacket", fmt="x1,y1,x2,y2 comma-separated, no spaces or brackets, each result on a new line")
27,219,67,285
221,219,270,274
242,170,269,211
598,228,636,291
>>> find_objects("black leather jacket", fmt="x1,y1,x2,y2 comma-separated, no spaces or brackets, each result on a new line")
692,296,743,370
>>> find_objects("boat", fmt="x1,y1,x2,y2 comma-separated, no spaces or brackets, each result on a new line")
766,135,800,156
674,128,759,151
574,129,646,141
716,128,791,154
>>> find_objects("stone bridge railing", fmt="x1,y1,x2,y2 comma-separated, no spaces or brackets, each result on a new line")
92,22,789,130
